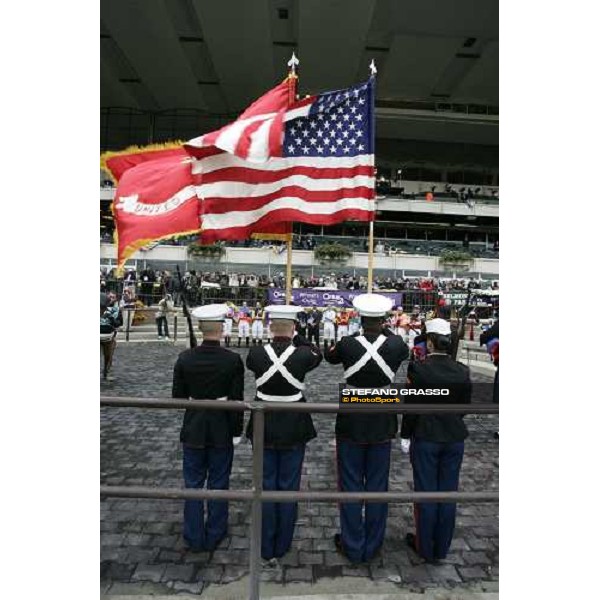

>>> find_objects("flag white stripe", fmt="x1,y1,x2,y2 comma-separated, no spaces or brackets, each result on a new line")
283,103,313,122
195,175,374,199
191,153,374,175
201,197,374,230
214,112,277,155
246,118,273,163
185,112,278,150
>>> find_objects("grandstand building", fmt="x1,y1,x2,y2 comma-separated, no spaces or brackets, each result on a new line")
100,0,498,278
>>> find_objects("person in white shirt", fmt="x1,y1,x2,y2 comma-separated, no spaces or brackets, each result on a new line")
322,306,337,349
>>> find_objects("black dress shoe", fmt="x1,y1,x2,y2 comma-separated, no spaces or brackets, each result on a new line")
405,533,440,565
405,532,418,553
334,533,345,554
205,534,227,552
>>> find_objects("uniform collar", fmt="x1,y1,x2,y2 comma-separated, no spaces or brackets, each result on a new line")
273,336,292,342
200,339,221,347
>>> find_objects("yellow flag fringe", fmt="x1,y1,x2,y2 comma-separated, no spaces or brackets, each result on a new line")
100,140,186,182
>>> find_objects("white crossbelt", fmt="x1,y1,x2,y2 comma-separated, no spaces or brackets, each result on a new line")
256,390,303,402
255,344,305,402
343,335,395,382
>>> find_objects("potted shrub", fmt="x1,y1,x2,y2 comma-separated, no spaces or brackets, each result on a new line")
438,249,474,272
314,243,352,265
187,241,226,261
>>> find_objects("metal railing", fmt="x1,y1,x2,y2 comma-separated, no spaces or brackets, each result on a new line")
101,396,499,600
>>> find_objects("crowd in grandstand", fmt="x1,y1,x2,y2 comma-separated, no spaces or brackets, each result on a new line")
100,267,498,314
100,231,499,258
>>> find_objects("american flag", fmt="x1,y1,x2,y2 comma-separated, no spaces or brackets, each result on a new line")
185,77,376,242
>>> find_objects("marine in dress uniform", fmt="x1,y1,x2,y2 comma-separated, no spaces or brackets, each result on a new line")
325,294,410,563
172,304,245,552
246,305,322,563
400,318,472,563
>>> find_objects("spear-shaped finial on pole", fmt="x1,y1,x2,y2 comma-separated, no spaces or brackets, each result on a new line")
369,59,377,76
288,51,299,76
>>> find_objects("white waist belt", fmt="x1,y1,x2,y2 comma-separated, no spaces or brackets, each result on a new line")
256,390,302,402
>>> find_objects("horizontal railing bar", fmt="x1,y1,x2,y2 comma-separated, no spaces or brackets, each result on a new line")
100,485,498,504
100,396,498,414
100,486,253,501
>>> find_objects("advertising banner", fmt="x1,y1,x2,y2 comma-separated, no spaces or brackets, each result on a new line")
266,288,403,308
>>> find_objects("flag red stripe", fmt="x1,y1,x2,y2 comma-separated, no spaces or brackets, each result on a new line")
234,119,265,160
197,164,374,184
201,186,374,214
198,208,374,242
183,145,224,160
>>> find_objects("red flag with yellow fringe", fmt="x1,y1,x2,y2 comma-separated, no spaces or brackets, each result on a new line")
102,143,202,269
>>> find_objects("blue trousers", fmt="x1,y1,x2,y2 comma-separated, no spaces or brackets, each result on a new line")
182,445,233,551
336,439,392,563
261,446,305,560
410,439,464,561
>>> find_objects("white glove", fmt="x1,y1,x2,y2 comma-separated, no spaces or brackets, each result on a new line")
233,437,242,446
400,439,411,454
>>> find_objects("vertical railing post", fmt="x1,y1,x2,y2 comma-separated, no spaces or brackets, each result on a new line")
248,405,264,600
125,309,131,342
173,315,178,343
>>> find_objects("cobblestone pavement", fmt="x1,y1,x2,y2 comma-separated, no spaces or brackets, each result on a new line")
101,342,499,596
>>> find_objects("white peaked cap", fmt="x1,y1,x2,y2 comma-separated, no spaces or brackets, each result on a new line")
265,304,300,321
191,304,228,321
352,293,393,317
425,318,451,336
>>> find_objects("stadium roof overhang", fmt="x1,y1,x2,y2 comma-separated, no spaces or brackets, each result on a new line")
101,0,498,147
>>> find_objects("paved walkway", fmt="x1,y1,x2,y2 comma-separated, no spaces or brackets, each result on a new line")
101,342,498,597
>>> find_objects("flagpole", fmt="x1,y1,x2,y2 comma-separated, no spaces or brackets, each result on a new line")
368,219,374,293
367,60,377,294
285,53,299,304
286,234,293,303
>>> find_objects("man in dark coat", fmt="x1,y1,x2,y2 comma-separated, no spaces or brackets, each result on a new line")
400,318,472,564
172,304,245,552
325,293,409,563
480,318,499,437
246,305,322,564
307,306,322,346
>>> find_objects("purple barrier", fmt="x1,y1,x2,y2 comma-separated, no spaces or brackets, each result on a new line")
266,288,403,308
